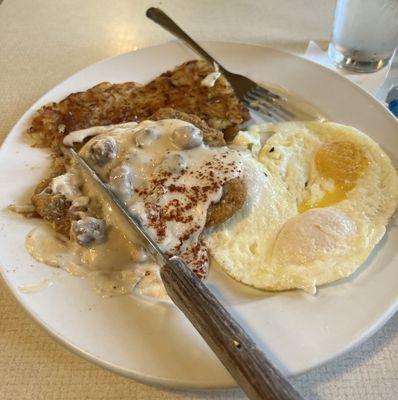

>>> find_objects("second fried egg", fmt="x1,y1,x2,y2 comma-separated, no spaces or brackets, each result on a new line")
205,122,398,294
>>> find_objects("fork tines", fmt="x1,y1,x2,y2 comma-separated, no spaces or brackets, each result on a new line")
243,86,295,122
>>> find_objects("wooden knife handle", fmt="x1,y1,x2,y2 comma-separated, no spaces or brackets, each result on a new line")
160,257,304,400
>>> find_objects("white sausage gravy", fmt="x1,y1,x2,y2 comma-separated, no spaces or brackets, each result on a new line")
27,119,243,299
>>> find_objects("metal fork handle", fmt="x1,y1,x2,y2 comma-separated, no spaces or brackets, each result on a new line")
146,7,231,77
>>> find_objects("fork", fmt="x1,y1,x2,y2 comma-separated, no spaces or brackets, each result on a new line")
146,7,299,122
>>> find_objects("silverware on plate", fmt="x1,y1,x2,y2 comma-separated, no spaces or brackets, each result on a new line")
69,148,304,400
146,7,315,123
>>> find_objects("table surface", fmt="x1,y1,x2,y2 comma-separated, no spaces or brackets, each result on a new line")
1,1,398,399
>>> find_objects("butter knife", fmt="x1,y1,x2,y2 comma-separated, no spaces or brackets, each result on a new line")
69,148,303,400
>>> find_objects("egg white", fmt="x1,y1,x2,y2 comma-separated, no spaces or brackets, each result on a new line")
205,122,398,294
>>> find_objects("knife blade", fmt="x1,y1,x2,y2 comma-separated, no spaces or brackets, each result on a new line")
69,148,304,400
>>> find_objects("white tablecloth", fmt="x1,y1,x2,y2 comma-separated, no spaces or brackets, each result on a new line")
1,1,398,398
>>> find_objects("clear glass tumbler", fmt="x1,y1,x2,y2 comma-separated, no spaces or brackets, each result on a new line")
328,0,398,73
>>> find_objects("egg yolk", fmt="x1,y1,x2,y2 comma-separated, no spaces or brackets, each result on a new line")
299,141,369,212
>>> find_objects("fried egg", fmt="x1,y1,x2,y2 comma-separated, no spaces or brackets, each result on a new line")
205,122,398,294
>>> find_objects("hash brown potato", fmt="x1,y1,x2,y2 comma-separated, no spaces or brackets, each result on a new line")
29,60,250,152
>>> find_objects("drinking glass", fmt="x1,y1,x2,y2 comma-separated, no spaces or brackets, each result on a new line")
328,0,398,73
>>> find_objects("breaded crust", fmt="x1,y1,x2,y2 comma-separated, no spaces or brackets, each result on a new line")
149,108,226,147
205,177,246,228
30,156,72,234
151,109,246,226
31,191,71,234
31,185,90,236
29,60,250,151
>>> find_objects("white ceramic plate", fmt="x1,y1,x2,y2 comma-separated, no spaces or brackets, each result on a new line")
1,42,398,389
